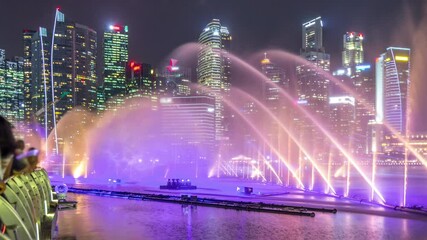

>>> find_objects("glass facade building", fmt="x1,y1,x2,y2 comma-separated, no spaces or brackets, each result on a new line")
197,19,231,142
296,16,331,159
103,24,129,113
0,52,24,126
342,32,364,68
23,29,36,121
376,47,411,136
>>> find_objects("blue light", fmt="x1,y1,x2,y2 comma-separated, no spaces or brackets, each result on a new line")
356,65,371,71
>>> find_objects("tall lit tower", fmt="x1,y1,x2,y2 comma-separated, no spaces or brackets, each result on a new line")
51,10,98,117
30,27,51,130
74,23,98,112
125,60,155,109
342,32,364,68
23,29,36,121
302,16,324,52
103,24,129,112
296,16,330,158
0,53,25,127
260,53,287,113
197,19,231,142
376,47,410,136
298,16,330,117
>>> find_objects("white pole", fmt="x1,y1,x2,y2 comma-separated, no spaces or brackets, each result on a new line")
39,27,48,159
50,8,59,155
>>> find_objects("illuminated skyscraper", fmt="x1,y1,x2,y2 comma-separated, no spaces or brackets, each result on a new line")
156,59,192,97
23,29,36,121
125,61,155,109
260,53,290,179
197,19,231,142
30,27,52,129
298,17,330,118
302,16,324,52
296,16,330,158
0,52,24,126
51,10,98,119
74,23,98,112
260,53,287,114
103,24,129,112
342,32,364,68
352,64,375,154
329,96,356,153
376,47,410,136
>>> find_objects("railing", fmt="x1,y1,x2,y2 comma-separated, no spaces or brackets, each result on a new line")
0,169,58,240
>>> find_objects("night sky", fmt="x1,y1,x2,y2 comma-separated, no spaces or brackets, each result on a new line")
1,0,426,130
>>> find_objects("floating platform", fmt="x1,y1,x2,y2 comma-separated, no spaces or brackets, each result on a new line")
66,187,340,217
160,178,197,190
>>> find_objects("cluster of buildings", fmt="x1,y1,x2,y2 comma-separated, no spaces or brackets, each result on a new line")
0,9,423,173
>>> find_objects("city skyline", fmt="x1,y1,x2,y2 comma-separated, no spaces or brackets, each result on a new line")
0,0,424,69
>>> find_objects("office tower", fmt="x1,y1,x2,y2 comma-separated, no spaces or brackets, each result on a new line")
352,64,375,154
30,27,52,130
74,23,98,112
329,96,356,154
0,52,24,126
159,95,215,173
197,19,231,142
125,61,155,109
23,29,36,121
260,53,288,114
156,59,191,97
51,10,98,118
376,47,410,135
376,47,410,153
342,32,364,68
296,16,330,159
260,53,290,179
103,24,129,112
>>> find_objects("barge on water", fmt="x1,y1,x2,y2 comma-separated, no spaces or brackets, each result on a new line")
160,179,197,190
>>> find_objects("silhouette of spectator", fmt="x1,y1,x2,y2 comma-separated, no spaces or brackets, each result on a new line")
0,116,16,180
10,140,29,175
26,148,40,172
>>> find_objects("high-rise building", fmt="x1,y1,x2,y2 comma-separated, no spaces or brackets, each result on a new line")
74,23,98,112
156,59,191,97
376,47,410,136
260,53,288,114
197,19,231,142
159,95,215,170
0,52,24,126
352,64,375,154
342,32,364,68
302,16,324,52
296,16,330,159
329,96,356,154
51,10,74,121
298,17,330,117
51,10,98,119
125,61,155,109
30,27,52,130
23,29,36,121
103,24,129,112
260,54,290,181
